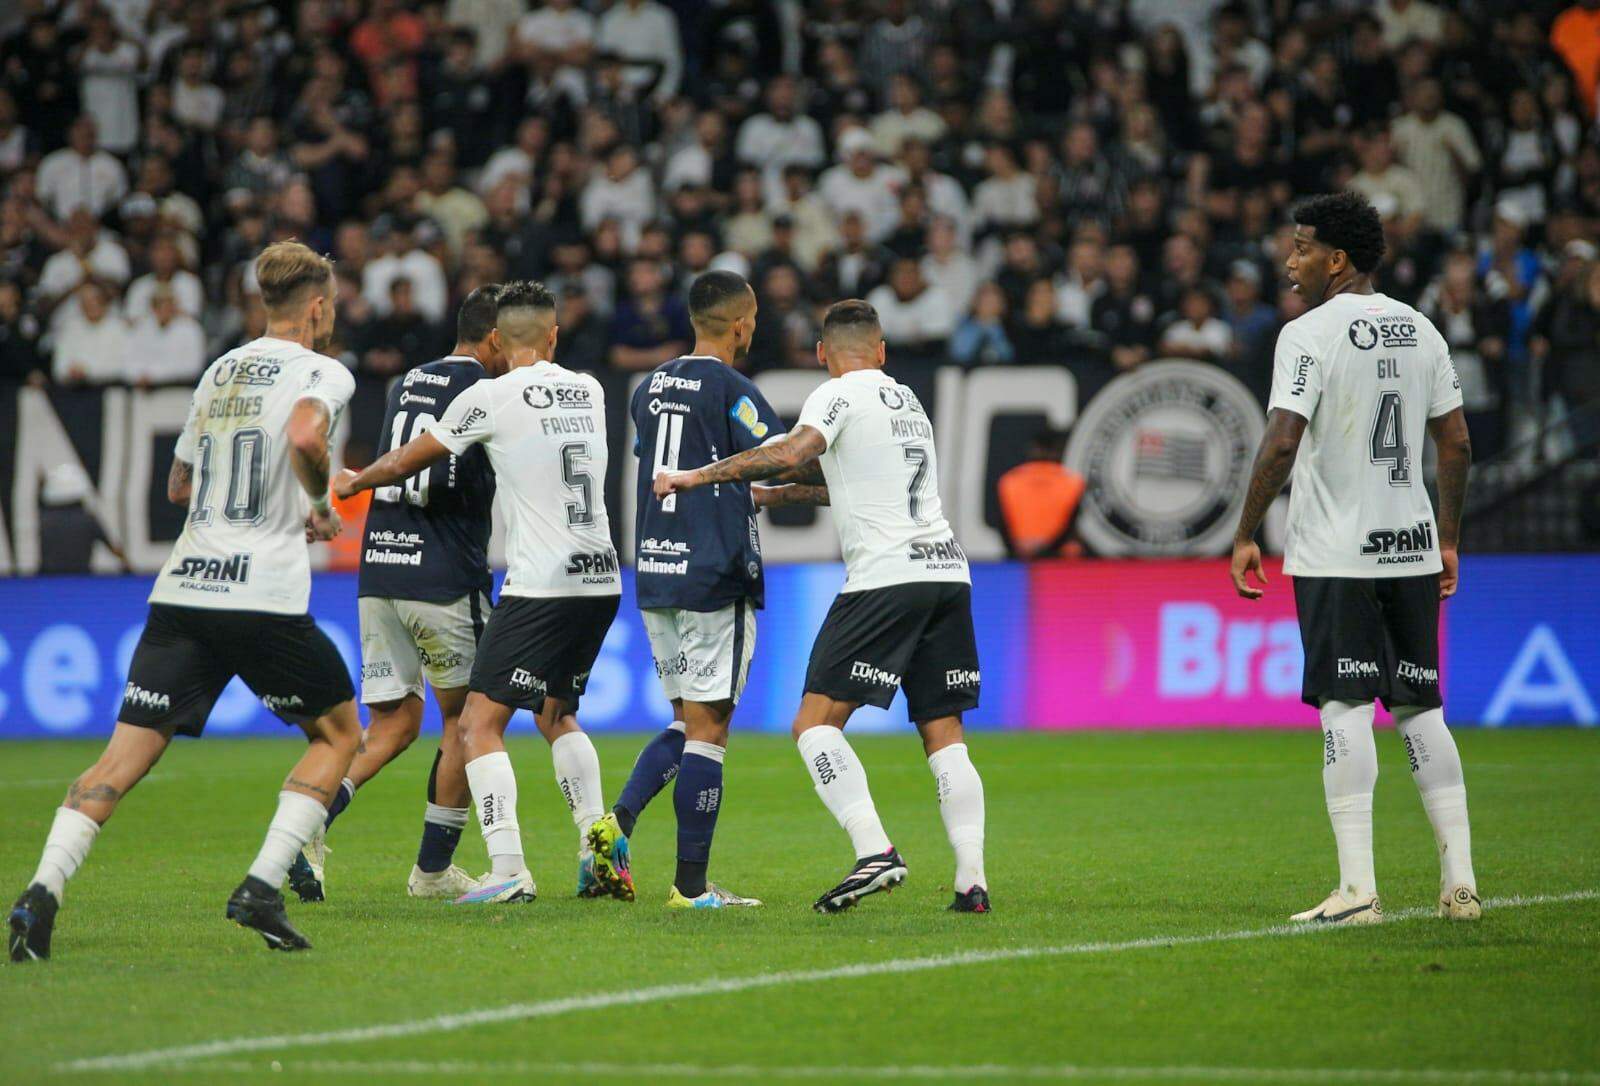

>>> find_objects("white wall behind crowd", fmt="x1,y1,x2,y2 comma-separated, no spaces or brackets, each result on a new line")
0,361,1284,574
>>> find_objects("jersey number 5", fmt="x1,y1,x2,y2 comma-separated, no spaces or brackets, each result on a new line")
562,442,596,526
1369,390,1411,486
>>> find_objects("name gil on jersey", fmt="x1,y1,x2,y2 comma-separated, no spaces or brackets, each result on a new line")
1360,520,1434,560
890,417,932,439
170,553,252,584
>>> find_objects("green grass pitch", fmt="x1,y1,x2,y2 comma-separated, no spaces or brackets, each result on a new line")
2,728,1597,1085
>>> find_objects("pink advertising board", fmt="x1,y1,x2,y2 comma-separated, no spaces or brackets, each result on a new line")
1023,560,1444,728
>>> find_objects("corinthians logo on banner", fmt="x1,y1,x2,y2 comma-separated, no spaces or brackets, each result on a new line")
1066,361,1264,556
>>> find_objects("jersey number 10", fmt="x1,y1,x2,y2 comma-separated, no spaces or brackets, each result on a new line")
376,408,440,507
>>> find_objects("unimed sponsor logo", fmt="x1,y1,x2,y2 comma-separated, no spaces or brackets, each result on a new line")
123,682,170,712
1338,658,1381,678
365,549,422,566
850,661,900,687
638,557,689,575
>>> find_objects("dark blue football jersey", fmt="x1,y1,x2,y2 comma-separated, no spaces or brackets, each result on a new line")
358,356,496,602
631,355,785,612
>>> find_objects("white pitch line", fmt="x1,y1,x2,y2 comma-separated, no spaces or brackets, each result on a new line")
56,889,1600,1075
146,1058,1600,1084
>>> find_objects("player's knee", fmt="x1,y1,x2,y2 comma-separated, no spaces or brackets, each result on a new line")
316,701,363,755
916,715,964,755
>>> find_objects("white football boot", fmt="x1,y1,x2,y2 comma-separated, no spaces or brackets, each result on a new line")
452,869,536,904
1438,884,1482,920
1290,889,1383,925
407,864,483,899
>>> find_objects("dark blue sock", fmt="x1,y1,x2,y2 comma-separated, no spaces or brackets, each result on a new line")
672,744,723,898
323,778,354,828
614,727,686,835
416,816,464,873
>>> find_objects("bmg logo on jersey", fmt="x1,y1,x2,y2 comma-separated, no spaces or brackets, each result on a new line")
1360,520,1435,563
850,661,900,687
450,406,486,435
822,396,848,426
170,553,253,584
1290,354,1313,396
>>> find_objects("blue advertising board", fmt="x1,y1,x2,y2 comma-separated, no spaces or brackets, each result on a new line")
0,558,1590,738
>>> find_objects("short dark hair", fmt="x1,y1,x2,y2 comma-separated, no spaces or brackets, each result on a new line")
821,299,881,342
456,283,501,344
1292,191,1386,273
495,279,556,314
688,270,751,323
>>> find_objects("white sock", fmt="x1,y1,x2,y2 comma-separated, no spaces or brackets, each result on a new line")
928,743,986,892
247,791,329,886
31,807,100,902
551,730,605,842
1320,700,1378,899
1393,706,1476,891
423,802,469,829
465,751,524,878
796,725,892,859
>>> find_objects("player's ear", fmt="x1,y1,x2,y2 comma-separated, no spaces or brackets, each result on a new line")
815,340,826,369
876,340,886,366
548,322,560,356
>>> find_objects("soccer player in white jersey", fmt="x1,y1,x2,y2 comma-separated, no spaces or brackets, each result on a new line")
9,242,361,959
334,281,624,904
1231,192,1479,924
656,300,989,914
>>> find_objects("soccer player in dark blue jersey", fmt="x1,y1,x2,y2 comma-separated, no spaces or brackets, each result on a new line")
587,271,786,908
287,285,504,904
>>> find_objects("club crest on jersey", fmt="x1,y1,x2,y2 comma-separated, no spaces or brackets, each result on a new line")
878,385,906,410
729,395,769,438
523,385,554,409
211,357,281,386
1348,320,1379,350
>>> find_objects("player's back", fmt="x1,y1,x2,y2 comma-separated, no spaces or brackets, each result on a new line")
439,359,618,599
631,355,784,611
150,336,354,614
1270,291,1462,578
797,367,969,592
358,356,495,602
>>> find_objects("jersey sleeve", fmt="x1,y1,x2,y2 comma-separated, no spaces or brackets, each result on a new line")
433,378,495,454
173,386,203,462
726,373,787,453
796,380,851,451
1426,322,1464,419
1266,323,1322,420
295,356,356,425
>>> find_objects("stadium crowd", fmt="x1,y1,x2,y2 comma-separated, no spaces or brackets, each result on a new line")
2,0,1599,460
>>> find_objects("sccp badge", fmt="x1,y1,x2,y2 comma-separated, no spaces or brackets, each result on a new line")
1065,361,1264,556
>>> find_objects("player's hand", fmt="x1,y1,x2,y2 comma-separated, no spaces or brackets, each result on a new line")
332,468,361,501
306,505,342,542
1231,539,1267,599
653,469,695,499
751,485,782,509
1439,545,1459,599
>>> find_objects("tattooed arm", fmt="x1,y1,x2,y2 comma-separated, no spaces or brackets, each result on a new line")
767,460,826,485
167,456,193,506
753,483,830,508
1427,407,1472,599
335,430,452,498
654,426,828,498
1230,408,1307,600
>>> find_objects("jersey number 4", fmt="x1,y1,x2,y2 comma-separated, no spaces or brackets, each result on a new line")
1369,390,1411,486
651,412,684,514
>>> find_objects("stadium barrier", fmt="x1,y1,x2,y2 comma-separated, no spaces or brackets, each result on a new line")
0,557,1592,738
0,362,1281,574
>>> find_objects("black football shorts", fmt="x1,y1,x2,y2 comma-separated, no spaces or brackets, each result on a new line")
1293,573,1442,710
468,594,620,711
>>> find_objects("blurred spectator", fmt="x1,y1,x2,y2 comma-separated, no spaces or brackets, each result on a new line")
766,166,838,273
596,0,683,105
860,0,930,97
37,463,127,575
127,287,206,387
949,282,1014,367
868,257,954,364
1391,78,1482,235
1490,88,1559,228
552,283,609,372
1010,278,1073,365
922,217,978,320
581,145,656,248
514,0,595,79
224,117,295,210
364,219,450,322
814,210,891,300
1054,235,1107,330
39,209,130,323
52,282,127,385
36,116,127,220
417,151,488,259
609,257,690,371
1350,129,1426,244
737,75,827,188
819,128,903,242
126,234,203,321
1092,245,1158,372
1222,261,1278,400
364,277,446,377
748,264,818,373
1422,250,1512,457
171,44,224,134
871,74,946,158
1532,259,1600,450
972,143,1038,238
4,16,80,147
78,10,140,155
0,278,45,385
1159,287,1234,363
996,427,1085,560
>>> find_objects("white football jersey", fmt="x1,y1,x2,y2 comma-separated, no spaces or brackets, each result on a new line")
149,336,355,614
796,367,970,592
1268,291,1463,578
433,360,620,599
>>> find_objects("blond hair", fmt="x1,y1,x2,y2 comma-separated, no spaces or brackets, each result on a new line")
255,241,334,311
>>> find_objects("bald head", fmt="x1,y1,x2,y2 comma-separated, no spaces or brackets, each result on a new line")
494,279,557,353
